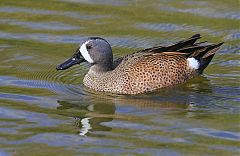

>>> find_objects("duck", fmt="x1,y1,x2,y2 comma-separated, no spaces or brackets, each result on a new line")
56,34,223,95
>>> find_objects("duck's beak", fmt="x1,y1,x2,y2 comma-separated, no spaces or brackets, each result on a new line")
56,48,85,70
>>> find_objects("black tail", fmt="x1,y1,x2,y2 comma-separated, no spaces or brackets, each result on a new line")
196,42,224,73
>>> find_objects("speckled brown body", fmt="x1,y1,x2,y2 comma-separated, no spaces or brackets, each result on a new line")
83,53,198,94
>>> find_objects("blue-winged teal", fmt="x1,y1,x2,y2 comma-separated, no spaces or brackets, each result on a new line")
56,34,223,95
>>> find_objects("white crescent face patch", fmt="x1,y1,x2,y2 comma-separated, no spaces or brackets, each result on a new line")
80,41,94,63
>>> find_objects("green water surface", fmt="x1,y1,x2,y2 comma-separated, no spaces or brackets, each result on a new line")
0,0,239,156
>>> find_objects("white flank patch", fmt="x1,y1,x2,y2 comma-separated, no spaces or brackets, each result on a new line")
187,57,199,69
80,41,94,63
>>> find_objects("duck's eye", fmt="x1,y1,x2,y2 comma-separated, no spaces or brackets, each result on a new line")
86,44,92,50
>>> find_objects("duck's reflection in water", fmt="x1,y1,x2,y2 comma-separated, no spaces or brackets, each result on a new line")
56,76,213,136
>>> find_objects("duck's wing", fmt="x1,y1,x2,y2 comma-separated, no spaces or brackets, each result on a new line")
136,34,223,71
113,34,201,67
136,34,202,54
113,34,223,71
137,33,223,56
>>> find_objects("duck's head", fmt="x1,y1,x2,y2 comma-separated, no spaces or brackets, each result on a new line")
56,37,113,71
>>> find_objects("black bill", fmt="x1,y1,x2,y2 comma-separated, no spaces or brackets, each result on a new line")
56,48,85,70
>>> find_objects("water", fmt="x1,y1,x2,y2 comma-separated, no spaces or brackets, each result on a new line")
0,0,239,155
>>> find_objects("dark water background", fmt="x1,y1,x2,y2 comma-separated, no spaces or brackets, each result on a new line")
0,0,239,155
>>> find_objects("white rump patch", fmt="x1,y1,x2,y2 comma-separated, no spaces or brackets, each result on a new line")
80,41,94,63
187,57,199,69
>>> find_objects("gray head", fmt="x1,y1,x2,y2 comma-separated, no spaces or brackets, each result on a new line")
56,37,113,71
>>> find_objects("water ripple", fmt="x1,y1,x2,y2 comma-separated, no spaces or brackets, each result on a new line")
0,6,110,20
137,23,224,36
0,19,80,31
58,0,128,6
0,107,66,126
0,151,9,156
0,31,158,48
182,1,209,6
159,5,240,20
224,32,240,41
0,75,84,97
188,128,240,141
